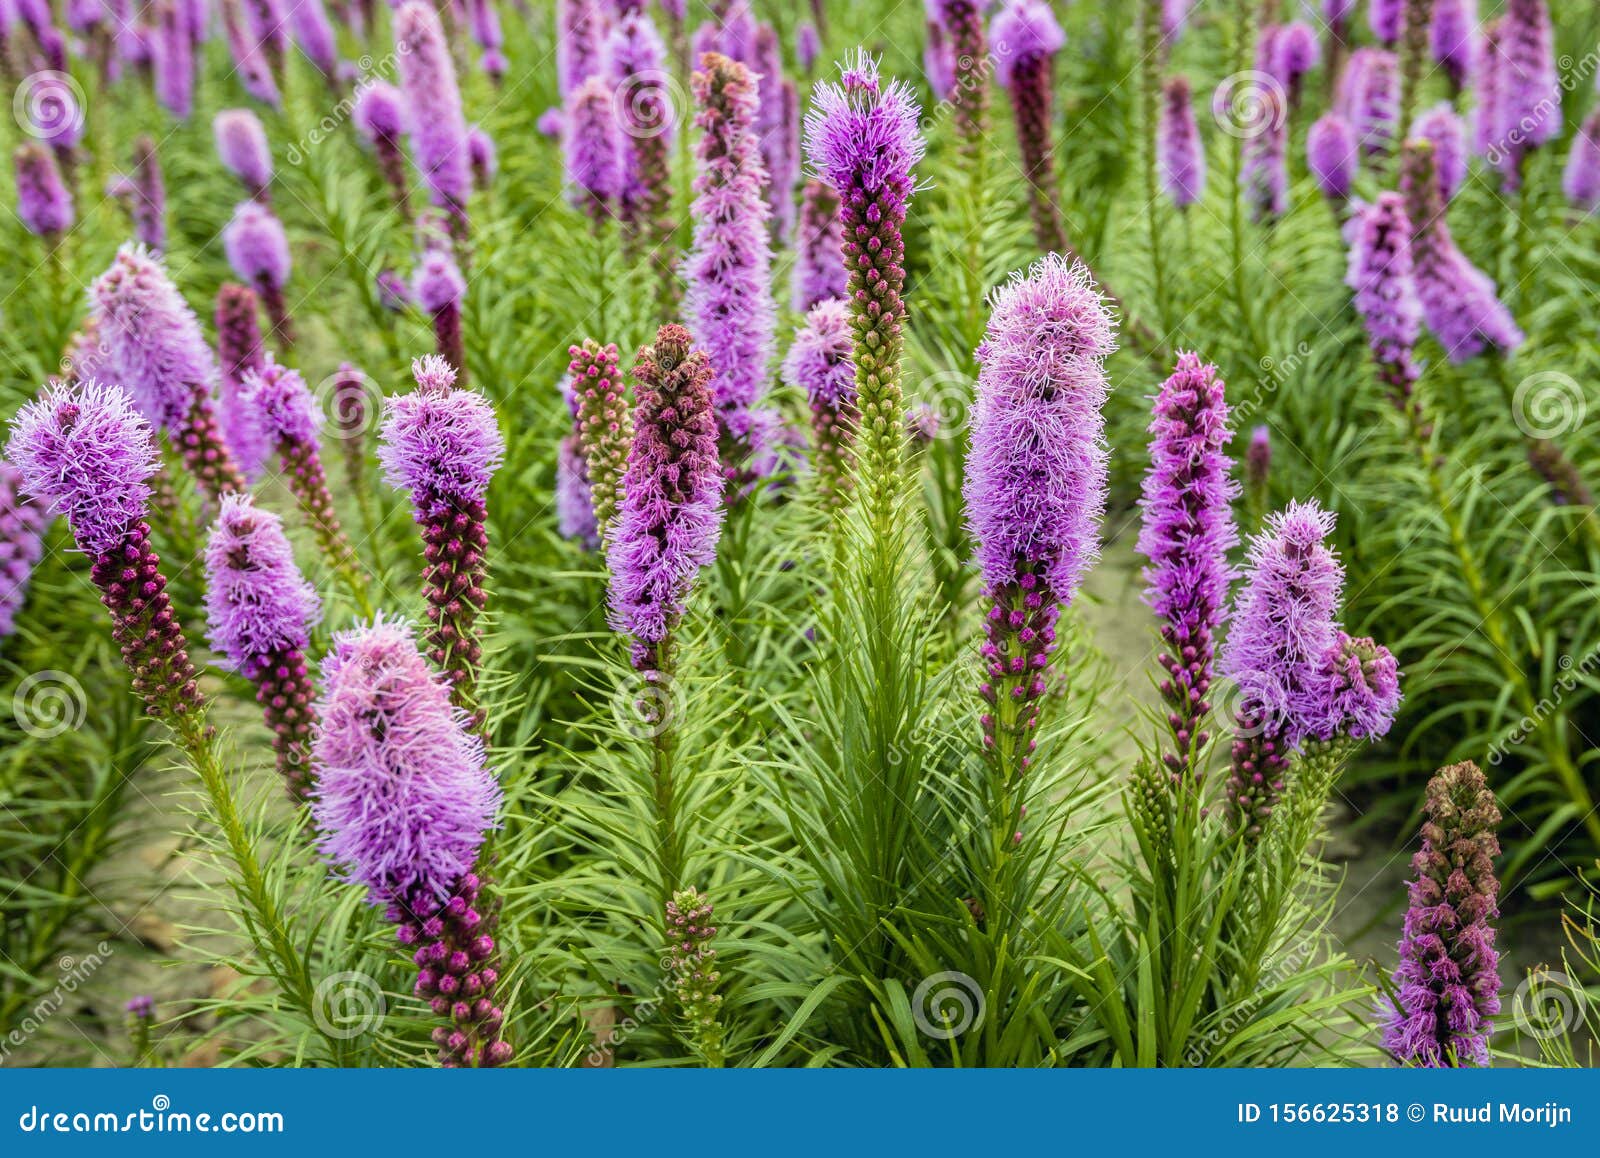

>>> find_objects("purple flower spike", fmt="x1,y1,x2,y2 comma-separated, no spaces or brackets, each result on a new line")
109,136,165,252
1307,113,1358,203
1565,111,1600,214
1137,352,1239,775
989,0,1063,89
606,325,723,674
395,0,471,235
223,201,294,347
214,109,272,200
1337,48,1398,158
964,255,1113,779
1474,19,1504,158
1382,761,1502,1067
379,356,503,722
686,52,775,463
792,179,846,311
797,21,820,73
930,0,990,147
0,460,46,637
13,143,73,238
412,247,468,374
152,0,195,119
1413,103,1467,201
214,282,271,481
88,245,246,499
313,615,500,903
557,0,610,97
924,18,956,101
1346,193,1423,416
6,380,204,721
222,0,280,107
1431,0,1477,91
564,74,622,219
1492,0,1560,187
1221,500,1344,743
607,7,676,295
783,298,857,509
1369,0,1401,44
354,81,412,220
990,0,1067,251
1158,76,1205,208
1309,631,1401,742
1272,22,1320,106
288,0,337,75
468,126,496,189
1401,140,1524,362
204,493,321,796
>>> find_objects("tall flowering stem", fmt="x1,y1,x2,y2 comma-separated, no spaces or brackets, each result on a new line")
608,9,677,307
353,81,412,222
312,618,510,1068
87,245,246,501
1396,0,1432,136
685,52,775,465
379,357,504,729
1158,76,1205,209
567,339,631,544
214,282,270,481
1137,354,1238,782
965,255,1114,797
992,0,1067,255
792,179,846,312
330,363,377,537
931,0,990,156
223,201,294,350
782,299,856,511
412,248,468,377
395,1,471,242
605,326,722,903
1220,501,1345,842
803,52,924,511
1346,192,1425,432
665,887,725,1066
243,358,370,614
203,494,321,798
1382,761,1502,1067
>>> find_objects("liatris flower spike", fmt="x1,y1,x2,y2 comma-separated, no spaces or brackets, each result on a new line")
965,255,1115,784
556,432,598,549
1308,631,1401,743
1492,0,1560,189
686,52,776,466
0,459,47,638
1346,192,1423,419
1307,113,1358,205
1137,353,1239,778
803,51,925,493
412,247,468,376
1564,110,1600,214
990,0,1067,253
1272,22,1319,108
606,325,723,676
1431,0,1477,92
665,887,725,1066
792,179,846,312
564,74,622,221
151,0,194,119
379,356,504,725
1246,425,1271,507
1158,76,1204,209
241,356,367,605
6,381,203,722
606,9,676,301
353,81,412,221
13,143,74,240
567,339,632,544
222,0,282,107
203,493,321,797
1382,761,1502,1067
930,0,990,151
395,0,471,238
114,136,166,252
223,201,294,348
1413,103,1467,201
1220,500,1344,840
311,617,510,1068
213,108,272,201
783,298,857,511
87,245,246,499
214,282,271,481
557,0,610,97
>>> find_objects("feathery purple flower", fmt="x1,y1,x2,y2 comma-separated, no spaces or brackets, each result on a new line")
1308,112,1358,202
214,109,272,200
1369,0,1402,44
223,200,293,347
1158,76,1205,208
564,73,622,218
288,0,337,75
13,143,72,237
792,178,846,311
1401,140,1524,362
204,493,320,795
686,52,775,458
558,0,610,96
1382,761,1502,1067
412,247,467,373
0,459,45,637
966,254,1114,778
395,0,471,232
1137,353,1239,772
1346,193,1423,413
607,7,676,289
1431,0,1476,91
783,298,856,509
353,81,412,220
606,325,723,673
1413,102,1467,201
152,0,195,119
1564,110,1600,213
1492,0,1560,186
1338,47,1399,157
1309,631,1401,743
222,0,281,106
214,282,271,480
6,381,203,720
1273,22,1320,104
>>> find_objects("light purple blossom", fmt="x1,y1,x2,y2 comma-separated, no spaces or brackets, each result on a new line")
214,108,272,198
0,459,46,637
13,143,73,237
378,356,504,518
1308,112,1358,202
1564,110,1600,213
1158,76,1205,208
223,200,290,290
1413,103,1468,201
203,492,320,672
395,0,471,221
